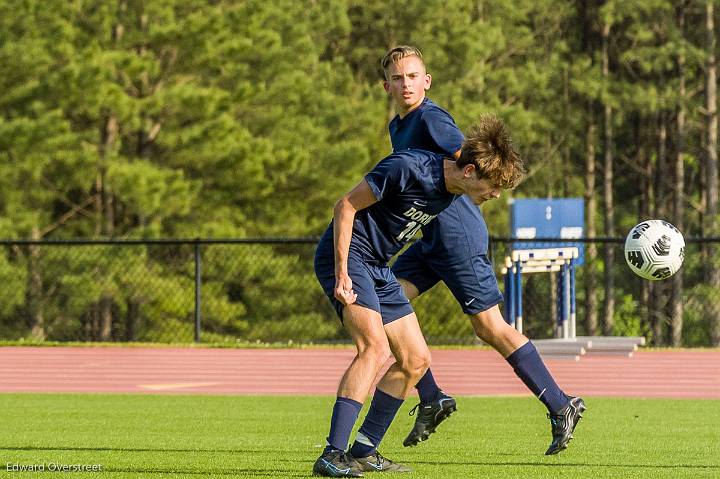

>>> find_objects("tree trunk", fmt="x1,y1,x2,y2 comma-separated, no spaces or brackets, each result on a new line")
97,114,118,341
637,115,653,338
580,0,599,336
126,299,140,341
26,227,44,340
706,0,720,346
562,66,571,196
651,114,671,345
584,108,598,335
601,22,615,335
94,8,125,342
91,304,100,340
671,5,686,347
654,113,668,220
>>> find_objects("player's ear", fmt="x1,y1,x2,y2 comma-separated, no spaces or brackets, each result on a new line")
383,80,391,94
425,73,432,91
463,163,476,178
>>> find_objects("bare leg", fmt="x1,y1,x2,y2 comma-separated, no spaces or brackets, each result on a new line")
397,278,440,399
348,312,430,467
375,312,432,398
337,304,392,402
398,278,420,300
469,304,528,357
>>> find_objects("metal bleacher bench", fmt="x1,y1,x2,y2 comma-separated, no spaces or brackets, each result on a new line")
532,336,646,361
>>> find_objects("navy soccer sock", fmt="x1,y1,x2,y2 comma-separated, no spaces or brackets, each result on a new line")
349,389,404,458
506,341,568,413
415,368,442,403
324,396,363,454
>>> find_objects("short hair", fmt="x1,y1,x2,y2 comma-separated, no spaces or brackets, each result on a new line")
380,45,425,80
458,115,525,189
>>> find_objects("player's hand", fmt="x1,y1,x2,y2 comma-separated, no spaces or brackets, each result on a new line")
334,273,357,306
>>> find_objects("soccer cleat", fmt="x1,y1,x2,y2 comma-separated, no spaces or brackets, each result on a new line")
351,451,412,473
402,392,457,447
545,396,586,455
312,449,364,477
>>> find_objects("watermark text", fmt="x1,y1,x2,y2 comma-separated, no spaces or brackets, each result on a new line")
6,462,103,472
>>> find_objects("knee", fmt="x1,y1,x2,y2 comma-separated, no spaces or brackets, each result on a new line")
471,309,510,342
470,313,494,341
397,349,431,381
357,339,392,367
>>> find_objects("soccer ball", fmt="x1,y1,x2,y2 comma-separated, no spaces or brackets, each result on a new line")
624,220,685,280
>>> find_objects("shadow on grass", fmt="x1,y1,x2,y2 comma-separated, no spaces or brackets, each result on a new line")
103,468,309,477
0,445,289,454
414,460,720,470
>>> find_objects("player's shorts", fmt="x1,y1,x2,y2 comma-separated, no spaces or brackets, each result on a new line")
391,241,503,315
314,246,414,325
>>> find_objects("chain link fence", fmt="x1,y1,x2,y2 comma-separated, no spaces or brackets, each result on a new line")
1,239,718,346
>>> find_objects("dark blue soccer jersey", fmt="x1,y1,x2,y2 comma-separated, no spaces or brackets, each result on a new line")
389,97,490,256
389,98,464,156
317,150,455,264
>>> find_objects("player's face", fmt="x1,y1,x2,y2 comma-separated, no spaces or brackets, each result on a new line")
383,56,431,116
463,176,503,205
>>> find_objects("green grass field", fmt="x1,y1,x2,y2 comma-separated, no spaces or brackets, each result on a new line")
0,394,718,478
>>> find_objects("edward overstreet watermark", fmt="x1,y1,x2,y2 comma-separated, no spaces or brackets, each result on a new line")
6,462,103,472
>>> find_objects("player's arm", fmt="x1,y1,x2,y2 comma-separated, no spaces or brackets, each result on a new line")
333,180,378,305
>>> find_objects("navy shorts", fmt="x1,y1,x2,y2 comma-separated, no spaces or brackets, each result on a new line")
314,247,414,325
391,241,503,315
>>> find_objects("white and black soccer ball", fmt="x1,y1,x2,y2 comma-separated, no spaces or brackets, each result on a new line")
624,220,685,281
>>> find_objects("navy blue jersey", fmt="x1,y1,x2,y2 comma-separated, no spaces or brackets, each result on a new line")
389,98,464,156
318,150,455,264
389,97,490,256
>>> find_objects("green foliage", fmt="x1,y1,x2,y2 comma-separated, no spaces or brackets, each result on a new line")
612,294,646,337
0,0,717,345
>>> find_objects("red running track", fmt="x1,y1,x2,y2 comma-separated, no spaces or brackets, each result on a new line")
0,347,718,399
